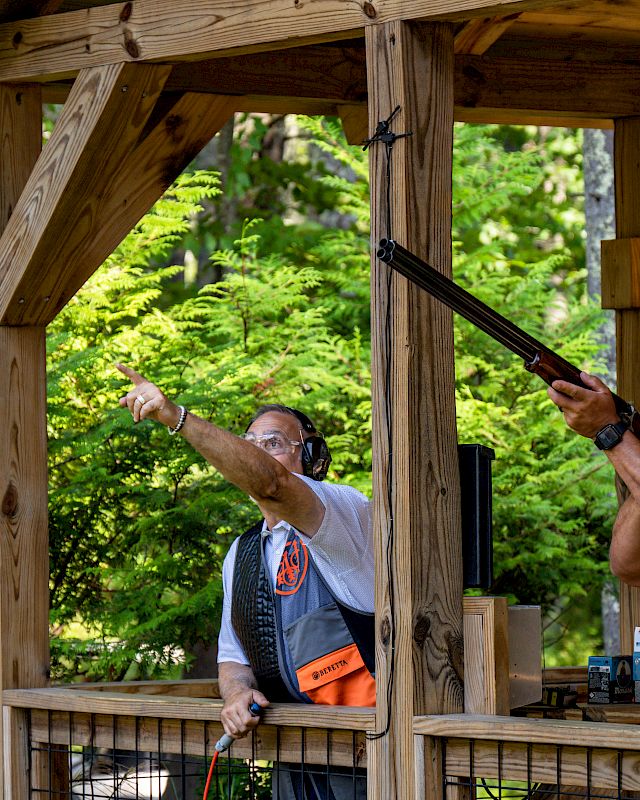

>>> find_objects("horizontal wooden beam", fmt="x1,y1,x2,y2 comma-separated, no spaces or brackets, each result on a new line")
0,0,568,84
28,710,366,767
4,687,376,730
455,55,640,119
36,44,640,127
414,713,640,751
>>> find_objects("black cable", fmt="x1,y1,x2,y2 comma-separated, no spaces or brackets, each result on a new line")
365,107,412,741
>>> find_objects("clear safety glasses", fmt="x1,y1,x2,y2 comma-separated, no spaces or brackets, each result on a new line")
241,430,303,456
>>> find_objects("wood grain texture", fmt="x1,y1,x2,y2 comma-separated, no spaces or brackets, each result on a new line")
612,117,640,655
441,737,640,791
2,707,28,800
463,597,509,715
413,713,640,749
0,328,49,691
3,688,376,730
10,90,233,326
68,678,222,697
0,62,173,325
0,0,571,84
27,712,366,768
0,83,40,229
454,14,520,54
601,238,640,309
36,43,640,129
366,19,463,800
543,666,587,685
0,328,50,798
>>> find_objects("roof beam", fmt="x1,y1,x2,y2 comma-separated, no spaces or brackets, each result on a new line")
37,45,640,126
454,14,520,54
0,0,568,84
0,61,172,325
454,55,640,120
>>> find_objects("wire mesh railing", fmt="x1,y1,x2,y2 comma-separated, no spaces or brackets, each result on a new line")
414,714,640,800
3,686,373,799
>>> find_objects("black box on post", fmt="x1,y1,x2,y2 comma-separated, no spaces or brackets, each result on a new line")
458,444,495,589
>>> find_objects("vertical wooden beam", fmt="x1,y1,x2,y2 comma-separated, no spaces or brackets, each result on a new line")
0,82,47,800
611,118,640,654
2,707,29,800
366,20,463,800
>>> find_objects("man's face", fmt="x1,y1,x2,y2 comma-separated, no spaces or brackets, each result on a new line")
245,411,305,474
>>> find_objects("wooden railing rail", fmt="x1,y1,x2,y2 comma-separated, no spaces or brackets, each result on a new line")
3,687,375,730
2,686,374,791
414,713,640,749
415,714,640,796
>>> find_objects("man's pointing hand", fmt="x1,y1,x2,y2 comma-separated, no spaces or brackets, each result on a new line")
116,363,181,427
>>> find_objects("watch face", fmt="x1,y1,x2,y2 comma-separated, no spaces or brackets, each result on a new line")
596,422,626,450
599,426,619,449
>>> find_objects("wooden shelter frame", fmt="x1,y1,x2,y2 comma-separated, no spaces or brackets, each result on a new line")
1,1,640,798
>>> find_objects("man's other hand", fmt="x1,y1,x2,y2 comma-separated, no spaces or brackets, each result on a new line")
548,371,619,439
116,363,181,427
220,689,269,740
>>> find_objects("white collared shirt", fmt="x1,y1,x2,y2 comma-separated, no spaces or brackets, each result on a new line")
217,474,373,665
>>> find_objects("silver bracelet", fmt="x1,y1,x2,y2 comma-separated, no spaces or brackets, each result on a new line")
168,406,188,436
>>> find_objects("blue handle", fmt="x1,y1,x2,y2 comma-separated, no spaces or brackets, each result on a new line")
249,702,262,716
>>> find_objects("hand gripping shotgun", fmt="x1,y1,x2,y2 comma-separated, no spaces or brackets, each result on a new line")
376,238,640,436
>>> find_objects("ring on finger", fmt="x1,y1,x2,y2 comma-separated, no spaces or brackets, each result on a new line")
135,394,146,405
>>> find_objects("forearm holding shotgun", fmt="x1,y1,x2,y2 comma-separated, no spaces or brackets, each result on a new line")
376,238,640,437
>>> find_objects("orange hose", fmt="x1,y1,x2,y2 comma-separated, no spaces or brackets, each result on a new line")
202,748,219,800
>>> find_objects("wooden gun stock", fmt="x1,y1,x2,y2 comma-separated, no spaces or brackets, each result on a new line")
377,238,640,436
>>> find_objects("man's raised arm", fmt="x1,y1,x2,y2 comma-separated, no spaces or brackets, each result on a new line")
116,364,324,534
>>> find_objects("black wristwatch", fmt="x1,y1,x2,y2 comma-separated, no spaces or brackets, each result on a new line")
594,420,628,451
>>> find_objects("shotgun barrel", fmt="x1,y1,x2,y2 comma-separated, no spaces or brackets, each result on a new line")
377,238,639,434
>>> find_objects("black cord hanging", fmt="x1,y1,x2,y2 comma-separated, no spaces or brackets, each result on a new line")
363,105,412,239
363,106,412,742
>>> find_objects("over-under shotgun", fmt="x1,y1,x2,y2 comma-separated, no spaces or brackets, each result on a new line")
377,238,640,436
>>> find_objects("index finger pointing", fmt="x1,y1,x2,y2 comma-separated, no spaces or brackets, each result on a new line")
115,363,145,386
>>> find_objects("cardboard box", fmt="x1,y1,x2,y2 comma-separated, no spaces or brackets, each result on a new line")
588,656,634,704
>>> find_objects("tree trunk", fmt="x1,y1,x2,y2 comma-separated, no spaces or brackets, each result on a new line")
583,128,619,653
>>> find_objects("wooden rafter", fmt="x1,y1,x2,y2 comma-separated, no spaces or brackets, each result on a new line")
454,13,520,54
0,0,569,84
0,73,235,325
0,61,173,325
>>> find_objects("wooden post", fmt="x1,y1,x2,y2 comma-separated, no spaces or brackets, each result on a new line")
609,118,640,653
0,83,49,799
366,20,464,800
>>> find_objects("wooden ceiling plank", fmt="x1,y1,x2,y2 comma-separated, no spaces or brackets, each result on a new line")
454,14,520,54
0,61,173,325
0,0,570,84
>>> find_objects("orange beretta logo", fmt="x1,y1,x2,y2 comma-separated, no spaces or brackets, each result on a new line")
275,536,308,595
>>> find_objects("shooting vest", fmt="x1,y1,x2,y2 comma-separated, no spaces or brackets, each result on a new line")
231,522,376,706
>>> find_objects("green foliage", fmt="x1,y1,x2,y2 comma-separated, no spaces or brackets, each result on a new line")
49,117,613,680
48,174,369,681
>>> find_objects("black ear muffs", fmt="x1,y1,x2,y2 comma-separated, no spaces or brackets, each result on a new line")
301,435,332,481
